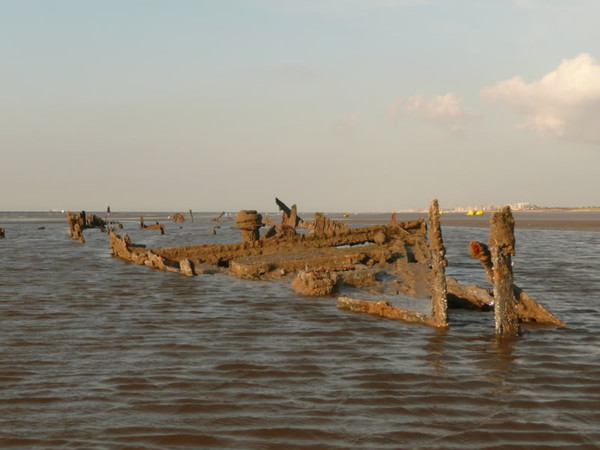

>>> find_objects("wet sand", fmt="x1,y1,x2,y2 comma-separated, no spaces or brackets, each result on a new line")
340,212,600,232
442,215,600,232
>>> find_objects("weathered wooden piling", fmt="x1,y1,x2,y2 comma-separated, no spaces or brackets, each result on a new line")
489,206,520,337
428,199,449,328
468,239,564,326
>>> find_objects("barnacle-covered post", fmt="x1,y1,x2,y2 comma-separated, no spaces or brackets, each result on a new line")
428,199,448,328
490,206,520,337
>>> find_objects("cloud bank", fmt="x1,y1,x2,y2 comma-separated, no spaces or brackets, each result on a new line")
481,53,600,140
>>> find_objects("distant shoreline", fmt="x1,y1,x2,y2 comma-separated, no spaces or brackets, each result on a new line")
343,211,600,232
517,207,600,213
1,210,599,232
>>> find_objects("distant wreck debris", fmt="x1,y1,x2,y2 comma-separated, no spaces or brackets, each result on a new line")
140,216,165,234
211,212,227,222
66,211,109,243
171,213,186,222
210,212,231,234
107,197,564,335
0,228,5,238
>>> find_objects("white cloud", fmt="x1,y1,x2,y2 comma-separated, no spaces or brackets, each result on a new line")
388,92,473,133
481,53,600,140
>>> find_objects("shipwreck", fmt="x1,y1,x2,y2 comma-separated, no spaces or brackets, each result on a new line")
103,198,564,337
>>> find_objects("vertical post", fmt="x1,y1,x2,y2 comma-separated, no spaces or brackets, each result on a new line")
489,206,520,337
428,199,448,328
235,210,263,242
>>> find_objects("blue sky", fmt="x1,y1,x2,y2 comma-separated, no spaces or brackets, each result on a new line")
1,0,599,212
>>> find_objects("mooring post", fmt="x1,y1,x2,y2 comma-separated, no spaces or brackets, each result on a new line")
489,206,520,337
428,199,449,328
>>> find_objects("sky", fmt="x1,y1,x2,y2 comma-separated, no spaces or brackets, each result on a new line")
1,0,599,212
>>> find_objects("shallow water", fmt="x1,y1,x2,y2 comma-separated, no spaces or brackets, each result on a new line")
1,213,599,449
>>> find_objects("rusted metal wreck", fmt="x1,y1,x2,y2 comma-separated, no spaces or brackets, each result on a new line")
107,198,564,336
66,211,109,243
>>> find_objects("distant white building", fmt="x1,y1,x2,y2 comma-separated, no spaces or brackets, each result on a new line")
509,202,532,210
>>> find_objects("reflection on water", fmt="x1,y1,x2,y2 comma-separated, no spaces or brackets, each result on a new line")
1,214,599,448
423,329,448,374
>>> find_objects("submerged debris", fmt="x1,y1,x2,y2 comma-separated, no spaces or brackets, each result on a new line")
337,297,435,326
292,270,339,296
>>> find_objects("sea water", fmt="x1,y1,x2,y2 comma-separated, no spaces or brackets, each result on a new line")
1,213,599,449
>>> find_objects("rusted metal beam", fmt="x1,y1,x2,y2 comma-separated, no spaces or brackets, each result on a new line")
337,297,435,327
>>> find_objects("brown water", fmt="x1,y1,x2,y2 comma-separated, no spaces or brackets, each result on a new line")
1,212,599,449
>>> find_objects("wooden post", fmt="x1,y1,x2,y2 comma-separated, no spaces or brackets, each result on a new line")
428,199,448,328
490,206,520,337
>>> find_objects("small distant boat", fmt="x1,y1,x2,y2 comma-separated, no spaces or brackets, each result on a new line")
343,212,350,218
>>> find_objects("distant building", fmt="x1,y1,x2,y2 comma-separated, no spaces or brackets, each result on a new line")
509,202,533,210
